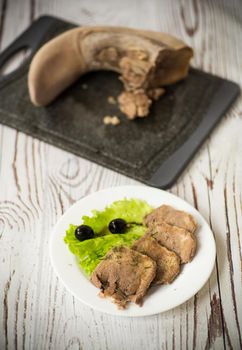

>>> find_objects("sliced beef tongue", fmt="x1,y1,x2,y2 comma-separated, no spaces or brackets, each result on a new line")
91,246,156,309
146,222,197,263
144,204,197,233
91,205,198,309
132,235,180,284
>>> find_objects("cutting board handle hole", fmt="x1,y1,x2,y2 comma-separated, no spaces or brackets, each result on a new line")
0,47,32,76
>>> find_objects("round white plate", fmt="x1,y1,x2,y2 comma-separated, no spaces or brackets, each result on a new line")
49,185,216,317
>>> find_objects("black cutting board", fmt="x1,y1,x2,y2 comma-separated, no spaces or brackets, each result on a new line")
0,16,239,188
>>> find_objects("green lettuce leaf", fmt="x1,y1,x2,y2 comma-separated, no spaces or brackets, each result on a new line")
82,198,152,235
64,198,152,276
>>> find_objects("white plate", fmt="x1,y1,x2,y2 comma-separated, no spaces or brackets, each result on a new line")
49,185,216,317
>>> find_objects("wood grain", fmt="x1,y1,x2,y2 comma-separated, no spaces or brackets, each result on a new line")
0,0,241,349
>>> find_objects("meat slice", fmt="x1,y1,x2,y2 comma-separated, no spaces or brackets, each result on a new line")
144,204,197,233
132,236,180,284
91,246,156,309
146,222,196,263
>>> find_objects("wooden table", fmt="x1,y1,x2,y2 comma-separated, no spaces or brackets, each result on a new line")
0,1,241,349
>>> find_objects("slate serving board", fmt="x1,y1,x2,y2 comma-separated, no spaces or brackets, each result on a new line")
0,16,239,188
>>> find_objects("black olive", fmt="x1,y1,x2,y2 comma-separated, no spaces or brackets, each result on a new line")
108,218,127,234
75,225,94,241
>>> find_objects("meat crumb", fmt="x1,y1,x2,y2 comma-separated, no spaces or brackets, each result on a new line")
103,115,120,125
118,91,152,119
107,96,116,105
